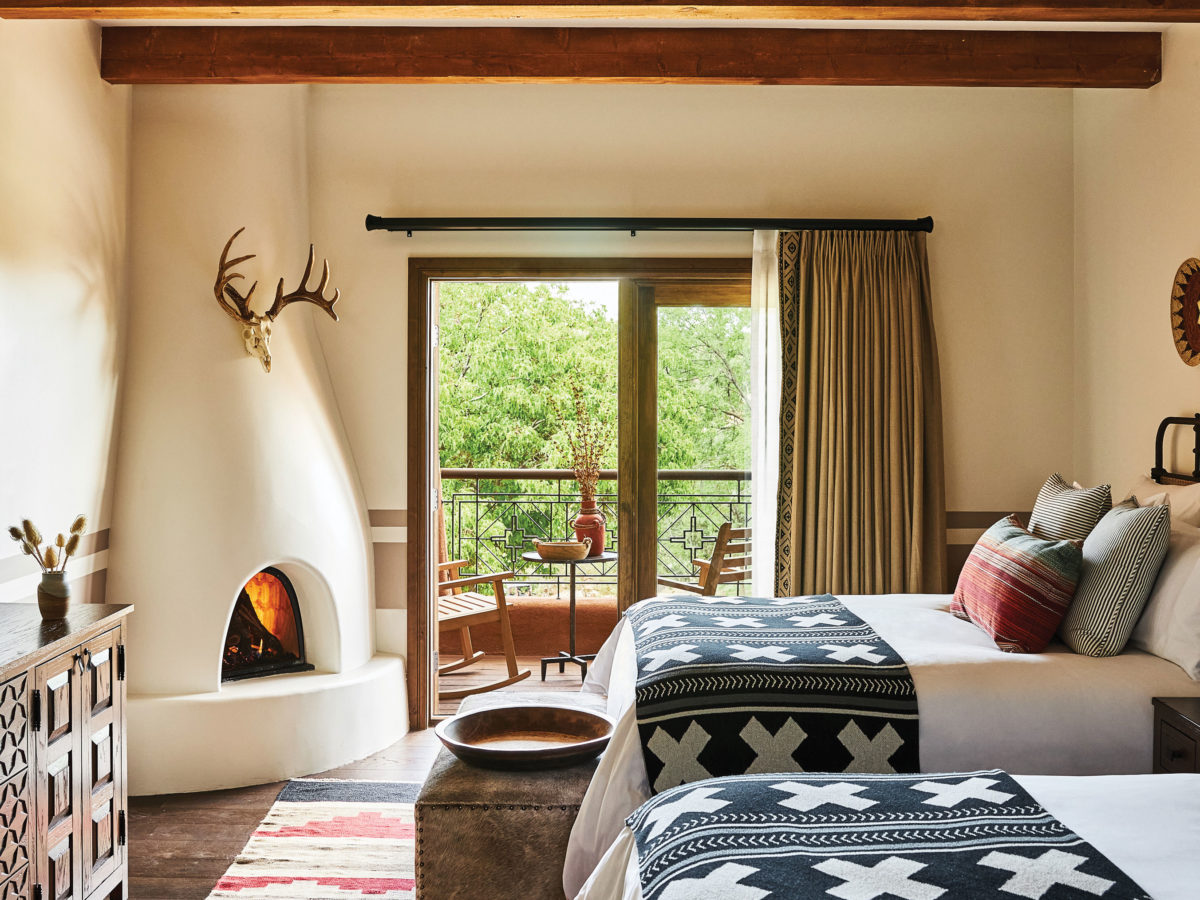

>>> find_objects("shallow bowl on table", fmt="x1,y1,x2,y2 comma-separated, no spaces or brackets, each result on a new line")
434,704,614,770
532,538,591,561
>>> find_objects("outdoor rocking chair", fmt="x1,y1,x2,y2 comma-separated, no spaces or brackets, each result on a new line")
656,522,752,597
435,499,531,700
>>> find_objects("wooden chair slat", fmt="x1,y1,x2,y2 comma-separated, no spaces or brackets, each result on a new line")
438,595,492,615
656,578,705,594
661,521,752,597
437,595,478,611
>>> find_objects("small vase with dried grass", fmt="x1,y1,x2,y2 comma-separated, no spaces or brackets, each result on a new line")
554,378,612,558
7,515,88,619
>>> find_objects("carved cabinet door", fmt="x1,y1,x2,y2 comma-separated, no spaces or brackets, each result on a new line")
33,651,82,900
78,630,123,896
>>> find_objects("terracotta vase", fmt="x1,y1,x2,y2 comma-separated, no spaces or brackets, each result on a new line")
37,571,70,620
573,492,606,557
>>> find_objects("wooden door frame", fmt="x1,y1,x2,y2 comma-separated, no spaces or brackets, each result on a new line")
407,256,752,729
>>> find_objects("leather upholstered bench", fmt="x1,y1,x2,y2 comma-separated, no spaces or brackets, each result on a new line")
415,691,606,899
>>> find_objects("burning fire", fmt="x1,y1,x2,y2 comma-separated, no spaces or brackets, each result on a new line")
244,572,300,656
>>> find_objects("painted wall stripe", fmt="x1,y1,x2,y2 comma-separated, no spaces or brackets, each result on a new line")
946,527,988,544
368,509,407,527
0,528,111,584
0,549,109,604
946,511,1025,529
370,526,408,544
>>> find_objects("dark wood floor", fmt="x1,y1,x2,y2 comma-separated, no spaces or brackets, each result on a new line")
130,656,588,900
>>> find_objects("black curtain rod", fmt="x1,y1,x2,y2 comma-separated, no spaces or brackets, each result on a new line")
364,215,934,236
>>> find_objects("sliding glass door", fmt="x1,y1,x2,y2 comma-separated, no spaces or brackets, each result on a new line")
409,259,751,728
618,276,752,611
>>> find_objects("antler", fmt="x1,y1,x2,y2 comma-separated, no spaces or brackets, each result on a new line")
265,245,340,322
214,227,258,322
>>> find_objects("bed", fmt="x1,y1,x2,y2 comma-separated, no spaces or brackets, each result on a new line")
563,592,1200,896
574,770,1200,900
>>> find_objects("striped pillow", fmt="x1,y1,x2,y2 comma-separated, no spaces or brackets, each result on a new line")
1059,498,1170,657
951,515,1083,653
1027,474,1111,542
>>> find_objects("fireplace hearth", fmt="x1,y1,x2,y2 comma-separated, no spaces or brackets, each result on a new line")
222,567,315,682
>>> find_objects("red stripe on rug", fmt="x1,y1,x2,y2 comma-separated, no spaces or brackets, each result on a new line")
258,812,415,839
216,876,415,895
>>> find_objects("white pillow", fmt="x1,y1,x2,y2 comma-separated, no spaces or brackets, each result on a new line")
1126,475,1200,527
1130,521,1200,679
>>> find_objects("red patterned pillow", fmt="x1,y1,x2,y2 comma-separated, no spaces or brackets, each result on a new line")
951,515,1084,653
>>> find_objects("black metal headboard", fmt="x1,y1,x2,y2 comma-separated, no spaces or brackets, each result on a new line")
1152,414,1200,484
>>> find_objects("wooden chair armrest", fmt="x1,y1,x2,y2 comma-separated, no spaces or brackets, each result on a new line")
437,559,470,572
656,577,704,594
439,571,517,591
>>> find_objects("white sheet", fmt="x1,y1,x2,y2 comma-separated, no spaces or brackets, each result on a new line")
564,593,1200,897
574,772,1200,900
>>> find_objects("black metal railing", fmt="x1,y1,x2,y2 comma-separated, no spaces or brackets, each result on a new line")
440,468,750,597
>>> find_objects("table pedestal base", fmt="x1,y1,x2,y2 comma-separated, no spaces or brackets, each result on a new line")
540,650,597,680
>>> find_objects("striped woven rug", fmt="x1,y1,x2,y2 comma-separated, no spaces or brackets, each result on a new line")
207,779,418,899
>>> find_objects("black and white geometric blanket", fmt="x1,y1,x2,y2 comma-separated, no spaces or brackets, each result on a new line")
628,770,1151,900
627,595,918,794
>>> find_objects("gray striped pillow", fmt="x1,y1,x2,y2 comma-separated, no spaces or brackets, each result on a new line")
1059,498,1171,657
1028,474,1111,542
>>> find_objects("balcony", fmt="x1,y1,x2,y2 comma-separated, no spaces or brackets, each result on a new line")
440,467,751,598
436,466,751,713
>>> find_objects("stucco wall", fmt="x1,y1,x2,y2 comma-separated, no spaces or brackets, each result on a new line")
0,21,130,604
1074,24,1200,494
110,85,374,695
304,83,1077,647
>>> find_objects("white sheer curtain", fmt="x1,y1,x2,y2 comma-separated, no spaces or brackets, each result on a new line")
750,230,781,597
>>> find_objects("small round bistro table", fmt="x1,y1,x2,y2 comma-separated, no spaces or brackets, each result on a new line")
521,550,618,681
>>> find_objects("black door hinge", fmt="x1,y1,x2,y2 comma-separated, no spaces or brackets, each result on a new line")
118,809,127,846
31,689,41,733
117,645,126,682
33,883,43,900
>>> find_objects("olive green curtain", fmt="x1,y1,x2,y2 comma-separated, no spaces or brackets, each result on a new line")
775,230,946,596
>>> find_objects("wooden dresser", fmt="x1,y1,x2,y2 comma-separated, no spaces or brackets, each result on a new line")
0,604,132,900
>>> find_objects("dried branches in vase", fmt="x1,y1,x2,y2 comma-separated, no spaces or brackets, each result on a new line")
554,377,612,557
7,514,88,619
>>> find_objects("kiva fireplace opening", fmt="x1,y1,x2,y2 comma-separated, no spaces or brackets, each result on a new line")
222,567,315,682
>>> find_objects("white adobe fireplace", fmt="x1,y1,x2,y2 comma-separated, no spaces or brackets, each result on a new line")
108,85,406,795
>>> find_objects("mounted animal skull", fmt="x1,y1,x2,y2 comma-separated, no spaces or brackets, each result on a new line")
214,227,340,372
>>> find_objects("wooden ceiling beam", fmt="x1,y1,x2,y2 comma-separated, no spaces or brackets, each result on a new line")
99,26,1161,87
7,0,1200,21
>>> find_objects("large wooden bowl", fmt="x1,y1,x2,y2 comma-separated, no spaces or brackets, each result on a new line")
532,538,591,561
434,705,613,770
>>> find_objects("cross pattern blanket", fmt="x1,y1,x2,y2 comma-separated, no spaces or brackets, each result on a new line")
627,595,919,793
627,770,1151,900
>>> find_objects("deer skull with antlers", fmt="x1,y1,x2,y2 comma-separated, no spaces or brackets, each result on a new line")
214,227,340,372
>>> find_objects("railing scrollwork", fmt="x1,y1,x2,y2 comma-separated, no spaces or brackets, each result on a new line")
441,468,750,596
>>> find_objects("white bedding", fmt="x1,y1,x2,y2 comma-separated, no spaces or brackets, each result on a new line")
564,593,1200,897
574,771,1200,900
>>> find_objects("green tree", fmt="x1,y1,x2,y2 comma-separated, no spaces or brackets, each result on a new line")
437,282,751,592
437,282,750,472
657,305,751,472
437,281,618,471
